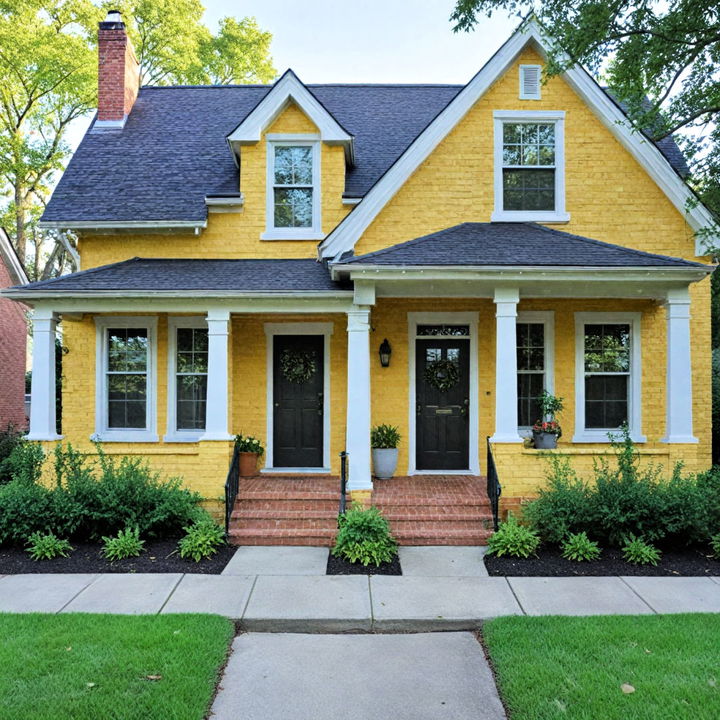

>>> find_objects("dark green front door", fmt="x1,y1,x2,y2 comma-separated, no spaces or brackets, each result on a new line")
416,338,470,470
273,335,324,468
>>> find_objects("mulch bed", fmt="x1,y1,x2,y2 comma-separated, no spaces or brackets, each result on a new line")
0,539,236,574
326,551,402,575
485,546,720,577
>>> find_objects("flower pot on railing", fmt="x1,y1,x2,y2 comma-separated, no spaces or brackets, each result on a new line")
234,434,264,477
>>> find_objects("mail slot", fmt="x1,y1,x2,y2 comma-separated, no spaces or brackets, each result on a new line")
435,408,453,415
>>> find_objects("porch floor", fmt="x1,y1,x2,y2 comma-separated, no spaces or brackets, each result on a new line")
228,475,494,547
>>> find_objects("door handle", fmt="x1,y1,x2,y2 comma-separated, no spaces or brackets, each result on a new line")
317,392,323,415
460,398,469,417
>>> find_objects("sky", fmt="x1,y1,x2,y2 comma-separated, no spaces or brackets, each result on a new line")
69,0,519,146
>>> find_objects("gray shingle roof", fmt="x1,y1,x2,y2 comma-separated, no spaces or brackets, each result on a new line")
41,82,690,225
14,258,348,293
338,223,707,268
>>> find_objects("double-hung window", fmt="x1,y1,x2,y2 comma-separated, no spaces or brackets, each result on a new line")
492,111,568,223
516,312,554,431
574,313,644,442
166,318,208,440
264,139,321,240
95,317,157,441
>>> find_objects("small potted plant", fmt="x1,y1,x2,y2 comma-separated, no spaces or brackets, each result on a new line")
371,424,401,479
234,434,264,477
532,391,564,450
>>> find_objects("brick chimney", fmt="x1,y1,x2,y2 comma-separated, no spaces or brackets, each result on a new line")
95,10,139,130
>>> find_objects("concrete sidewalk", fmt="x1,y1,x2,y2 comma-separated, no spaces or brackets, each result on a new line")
0,546,717,630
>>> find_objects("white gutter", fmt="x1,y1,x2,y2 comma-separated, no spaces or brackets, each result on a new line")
38,220,208,232
1,288,354,301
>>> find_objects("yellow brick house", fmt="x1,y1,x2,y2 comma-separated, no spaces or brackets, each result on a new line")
4,13,716,544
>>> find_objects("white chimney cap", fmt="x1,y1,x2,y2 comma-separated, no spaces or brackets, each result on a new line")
105,10,122,23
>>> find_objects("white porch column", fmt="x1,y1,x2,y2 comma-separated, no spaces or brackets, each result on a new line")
661,287,697,443
27,308,61,440
491,287,522,443
200,309,232,441
346,306,372,491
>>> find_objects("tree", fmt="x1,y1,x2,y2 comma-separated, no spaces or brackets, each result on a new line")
451,0,720,241
0,0,276,279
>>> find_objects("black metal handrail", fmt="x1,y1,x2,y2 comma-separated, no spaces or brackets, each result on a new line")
486,437,502,531
224,444,240,534
338,451,348,522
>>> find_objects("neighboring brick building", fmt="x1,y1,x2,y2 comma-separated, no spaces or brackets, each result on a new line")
0,228,29,430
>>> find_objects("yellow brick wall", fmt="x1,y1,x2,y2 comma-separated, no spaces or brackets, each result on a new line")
78,101,350,268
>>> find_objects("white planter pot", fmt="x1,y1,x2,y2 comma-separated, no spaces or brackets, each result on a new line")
372,448,399,479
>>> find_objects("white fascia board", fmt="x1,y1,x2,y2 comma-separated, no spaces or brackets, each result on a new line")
205,194,244,207
320,18,717,259
38,220,208,232
227,70,354,160
0,227,28,285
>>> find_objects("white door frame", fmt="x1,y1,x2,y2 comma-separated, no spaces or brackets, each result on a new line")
264,322,333,472
407,312,480,476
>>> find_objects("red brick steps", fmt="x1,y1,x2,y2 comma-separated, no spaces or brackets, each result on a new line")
228,474,493,547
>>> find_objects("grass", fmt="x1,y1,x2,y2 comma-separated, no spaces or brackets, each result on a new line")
0,613,234,720
484,614,720,720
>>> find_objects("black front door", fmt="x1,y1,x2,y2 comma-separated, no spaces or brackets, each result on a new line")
273,335,324,468
416,338,470,470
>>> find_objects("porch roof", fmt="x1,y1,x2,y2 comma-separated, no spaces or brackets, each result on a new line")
335,223,710,270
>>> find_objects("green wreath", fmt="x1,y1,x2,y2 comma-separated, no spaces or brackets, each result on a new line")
424,358,460,392
280,349,317,384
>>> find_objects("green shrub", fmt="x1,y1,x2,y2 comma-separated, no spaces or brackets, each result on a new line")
3,441,45,486
622,535,662,566
561,532,601,562
486,514,540,558
370,424,401,449
0,481,56,545
0,425,24,485
234,434,264,454
711,533,720,558
26,531,72,561
102,527,145,561
332,504,397,567
178,520,226,562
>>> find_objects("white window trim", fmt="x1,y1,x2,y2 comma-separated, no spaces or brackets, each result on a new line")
264,322,333,472
517,310,554,435
519,64,542,100
165,316,208,443
262,136,322,241
407,312,480,476
491,110,569,223
94,316,158,443
573,312,645,443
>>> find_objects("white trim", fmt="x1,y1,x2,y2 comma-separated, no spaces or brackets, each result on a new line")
0,227,28,285
319,18,716,259
264,322,333,470
38,220,207,232
227,70,353,161
94,316,158,443
342,197,362,205
263,138,322,240
164,316,207,443
200,309,232,441
573,311,645,443
27,309,62,441
260,467,332,474
516,310,554,434
407,312,480,475
492,110,568,223
519,64,542,100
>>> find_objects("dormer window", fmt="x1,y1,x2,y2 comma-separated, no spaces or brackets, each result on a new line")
263,137,322,240
491,111,569,223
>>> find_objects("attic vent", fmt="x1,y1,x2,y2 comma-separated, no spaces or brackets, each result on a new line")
519,65,541,100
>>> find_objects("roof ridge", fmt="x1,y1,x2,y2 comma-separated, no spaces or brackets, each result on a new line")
139,83,465,90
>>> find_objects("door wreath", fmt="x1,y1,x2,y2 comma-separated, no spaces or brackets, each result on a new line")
279,349,317,384
424,358,460,392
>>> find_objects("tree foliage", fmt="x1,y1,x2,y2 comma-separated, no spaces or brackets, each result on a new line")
451,0,720,245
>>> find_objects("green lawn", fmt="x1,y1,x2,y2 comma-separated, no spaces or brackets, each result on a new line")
0,613,234,720
484,614,720,720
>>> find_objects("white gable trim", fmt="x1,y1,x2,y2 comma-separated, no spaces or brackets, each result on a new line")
0,228,28,286
228,70,353,162
319,19,715,259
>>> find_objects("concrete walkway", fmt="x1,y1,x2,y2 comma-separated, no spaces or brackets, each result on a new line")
0,547,718,630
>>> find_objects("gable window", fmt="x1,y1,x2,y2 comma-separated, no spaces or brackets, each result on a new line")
166,318,208,441
492,111,568,223
95,317,157,442
263,138,321,240
516,311,554,431
573,313,644,443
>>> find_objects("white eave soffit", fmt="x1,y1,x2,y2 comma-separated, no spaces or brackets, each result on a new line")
227,69,354,163
319,17,715,260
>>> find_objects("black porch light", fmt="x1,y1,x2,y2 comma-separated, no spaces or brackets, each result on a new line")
379,338,392,367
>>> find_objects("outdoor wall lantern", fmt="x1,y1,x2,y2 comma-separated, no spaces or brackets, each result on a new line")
379,338,392,367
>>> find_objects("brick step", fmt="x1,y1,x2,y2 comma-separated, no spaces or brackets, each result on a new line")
237,490,339,502
230,517,338,530
393,527,494,546
384,513,493,526
233,499,339,514
231,508,338,521
388,518,494,533
228,526,336,547
373,495,491,507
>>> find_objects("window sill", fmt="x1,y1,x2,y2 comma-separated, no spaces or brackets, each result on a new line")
491,210,570,224
163,433,203,444
572,432,647,444
91,431,159,443
261,230,325,241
